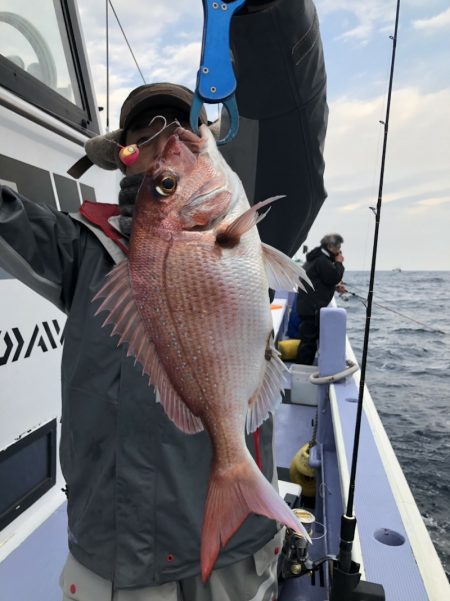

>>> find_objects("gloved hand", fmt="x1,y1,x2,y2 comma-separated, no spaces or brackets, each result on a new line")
118,173,144,236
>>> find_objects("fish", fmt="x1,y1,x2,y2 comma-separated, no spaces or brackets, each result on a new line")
93,124,311,581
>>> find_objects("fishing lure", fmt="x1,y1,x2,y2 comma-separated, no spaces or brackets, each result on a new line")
114,115,181,166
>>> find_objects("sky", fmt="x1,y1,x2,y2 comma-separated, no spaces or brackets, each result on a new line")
77,0,450,270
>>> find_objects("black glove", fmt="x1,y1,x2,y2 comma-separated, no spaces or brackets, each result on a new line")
118,173,144,236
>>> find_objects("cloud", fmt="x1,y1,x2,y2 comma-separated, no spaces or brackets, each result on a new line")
324,86,450,189
149,42,201,86
339,188,450,214
318,1,450,44
78,0,203,130
305,85,450,269
407,196,450,215
416,197,450,207
339,202,364,213
74,0,449,269
316,0,396,43
413,8,450,31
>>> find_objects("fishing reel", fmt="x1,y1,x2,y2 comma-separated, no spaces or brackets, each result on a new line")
280,528,323,579
278,509,329,583
279,512,385,600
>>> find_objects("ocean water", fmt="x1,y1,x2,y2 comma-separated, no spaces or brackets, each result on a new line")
336,271,450,579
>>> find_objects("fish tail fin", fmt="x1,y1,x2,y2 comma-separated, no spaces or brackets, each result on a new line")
200,457,310,582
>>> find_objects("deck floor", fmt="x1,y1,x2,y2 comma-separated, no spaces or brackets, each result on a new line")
0,503,67,601
275,401,331,600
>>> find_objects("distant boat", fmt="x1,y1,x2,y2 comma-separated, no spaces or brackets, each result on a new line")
392,267,402,272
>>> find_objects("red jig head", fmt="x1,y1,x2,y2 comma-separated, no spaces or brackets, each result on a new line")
119,144,140,166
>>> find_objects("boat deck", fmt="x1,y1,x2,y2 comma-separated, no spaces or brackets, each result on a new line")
1,300,448,600
0,402,331,601
0,503,67,600
275,401,333,601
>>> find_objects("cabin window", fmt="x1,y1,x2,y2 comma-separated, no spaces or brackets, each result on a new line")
0,1,100,135
0,420,57,530
1,1,82,105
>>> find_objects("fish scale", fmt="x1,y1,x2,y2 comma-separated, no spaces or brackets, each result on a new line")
131,229,268,415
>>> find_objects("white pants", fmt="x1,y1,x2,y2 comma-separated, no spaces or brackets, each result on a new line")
60,528,284,601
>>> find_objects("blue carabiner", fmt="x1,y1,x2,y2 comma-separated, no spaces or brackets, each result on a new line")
191,90,239,145
190,0,247,145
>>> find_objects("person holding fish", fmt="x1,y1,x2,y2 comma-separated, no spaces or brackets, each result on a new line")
0,1,328,599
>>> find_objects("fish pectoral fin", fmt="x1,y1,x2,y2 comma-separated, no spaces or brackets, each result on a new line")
246,341,287,433
215,196,285,248
93,260,204,435
262,242,312,292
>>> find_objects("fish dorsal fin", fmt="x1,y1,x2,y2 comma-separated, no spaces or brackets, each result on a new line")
93,261,204,434
246,341,287,433
262,243,312,292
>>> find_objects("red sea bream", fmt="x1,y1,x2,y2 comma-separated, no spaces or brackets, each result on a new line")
94,125,311,580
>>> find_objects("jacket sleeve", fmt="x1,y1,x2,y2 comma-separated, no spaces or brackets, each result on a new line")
221,0,328,256
315,256,345,286
0,185,83,313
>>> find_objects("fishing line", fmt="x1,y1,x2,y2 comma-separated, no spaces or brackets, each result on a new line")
106,0,110,132
341,289,448,335
104,0,146,132
108,0,146,84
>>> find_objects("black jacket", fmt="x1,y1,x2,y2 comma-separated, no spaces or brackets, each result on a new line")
297,246,344,316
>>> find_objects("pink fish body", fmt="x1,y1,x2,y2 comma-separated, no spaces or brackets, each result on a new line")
95,125,311,580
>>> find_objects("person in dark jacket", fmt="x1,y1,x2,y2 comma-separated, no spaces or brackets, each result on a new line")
0,1,328,599
295,233,345,365
0,85,282,601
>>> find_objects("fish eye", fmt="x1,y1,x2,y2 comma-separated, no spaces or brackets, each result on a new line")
155,173,177,196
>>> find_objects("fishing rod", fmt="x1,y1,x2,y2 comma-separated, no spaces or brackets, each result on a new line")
342,289,448,335
330,2,401,600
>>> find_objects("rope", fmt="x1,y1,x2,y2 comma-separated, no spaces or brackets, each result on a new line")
309,360,359,385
